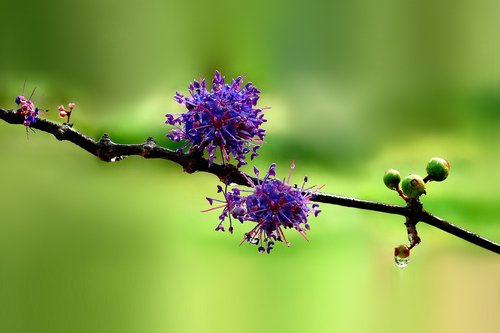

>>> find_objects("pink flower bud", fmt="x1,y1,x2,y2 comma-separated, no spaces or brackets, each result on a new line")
68,103,76,110
58,105,65,112
59,111,67,118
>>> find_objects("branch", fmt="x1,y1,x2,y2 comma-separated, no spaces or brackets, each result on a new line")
1,108,499,254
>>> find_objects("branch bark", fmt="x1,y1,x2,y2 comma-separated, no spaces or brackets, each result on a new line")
1,108,499,254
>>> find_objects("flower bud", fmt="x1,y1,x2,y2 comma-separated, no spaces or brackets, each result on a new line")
383,168,401,190
426,157,450,182
59,111,67,118
58,105,65,112
68,103,76,110
401,174,426,198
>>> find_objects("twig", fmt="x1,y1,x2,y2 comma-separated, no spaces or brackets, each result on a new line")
1,108,499,254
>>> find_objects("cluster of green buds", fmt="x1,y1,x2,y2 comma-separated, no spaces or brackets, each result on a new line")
383,157,450,201
384,157,450,268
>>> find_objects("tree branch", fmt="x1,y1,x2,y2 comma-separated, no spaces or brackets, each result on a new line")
1,108,499,254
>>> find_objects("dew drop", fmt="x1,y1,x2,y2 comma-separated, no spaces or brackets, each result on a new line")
394,255,410,269
394,244,410,269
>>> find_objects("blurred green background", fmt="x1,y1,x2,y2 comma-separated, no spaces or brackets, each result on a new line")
1,1,499,332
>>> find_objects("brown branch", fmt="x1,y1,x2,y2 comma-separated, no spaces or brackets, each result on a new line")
1,108,499,254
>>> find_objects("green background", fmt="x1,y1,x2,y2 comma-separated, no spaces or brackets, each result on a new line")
1,1,499,332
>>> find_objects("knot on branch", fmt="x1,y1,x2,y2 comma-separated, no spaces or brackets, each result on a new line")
99,133,111,144
141,137,157,157
96,134,119,162
143,137,156,150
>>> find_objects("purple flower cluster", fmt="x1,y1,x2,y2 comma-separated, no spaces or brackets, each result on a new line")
205,162,322,253
15,95,39,126
165,71,266,167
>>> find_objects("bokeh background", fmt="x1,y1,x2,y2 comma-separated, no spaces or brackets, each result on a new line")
1,1,499,332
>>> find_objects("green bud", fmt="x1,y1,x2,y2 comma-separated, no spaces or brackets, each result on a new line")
426,157,450,182
383,169,401,190
401,174,426,198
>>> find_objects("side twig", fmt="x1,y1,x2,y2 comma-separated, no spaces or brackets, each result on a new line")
1,108,499,254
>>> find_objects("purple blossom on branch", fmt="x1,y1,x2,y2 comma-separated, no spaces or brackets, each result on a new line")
165,71,266,167
204,162,322,253
15,95,39,126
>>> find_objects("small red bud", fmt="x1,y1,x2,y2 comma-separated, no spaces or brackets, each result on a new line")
68,103,76,110
58,105,65,112
59,111,67,118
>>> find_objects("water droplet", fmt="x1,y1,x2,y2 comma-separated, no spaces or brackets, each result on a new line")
394,244,410,269
394,255,410,269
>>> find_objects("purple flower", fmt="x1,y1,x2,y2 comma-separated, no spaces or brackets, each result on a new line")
166,71,266,167
15,95,39,126
203,185,246,234
205,162,322,253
